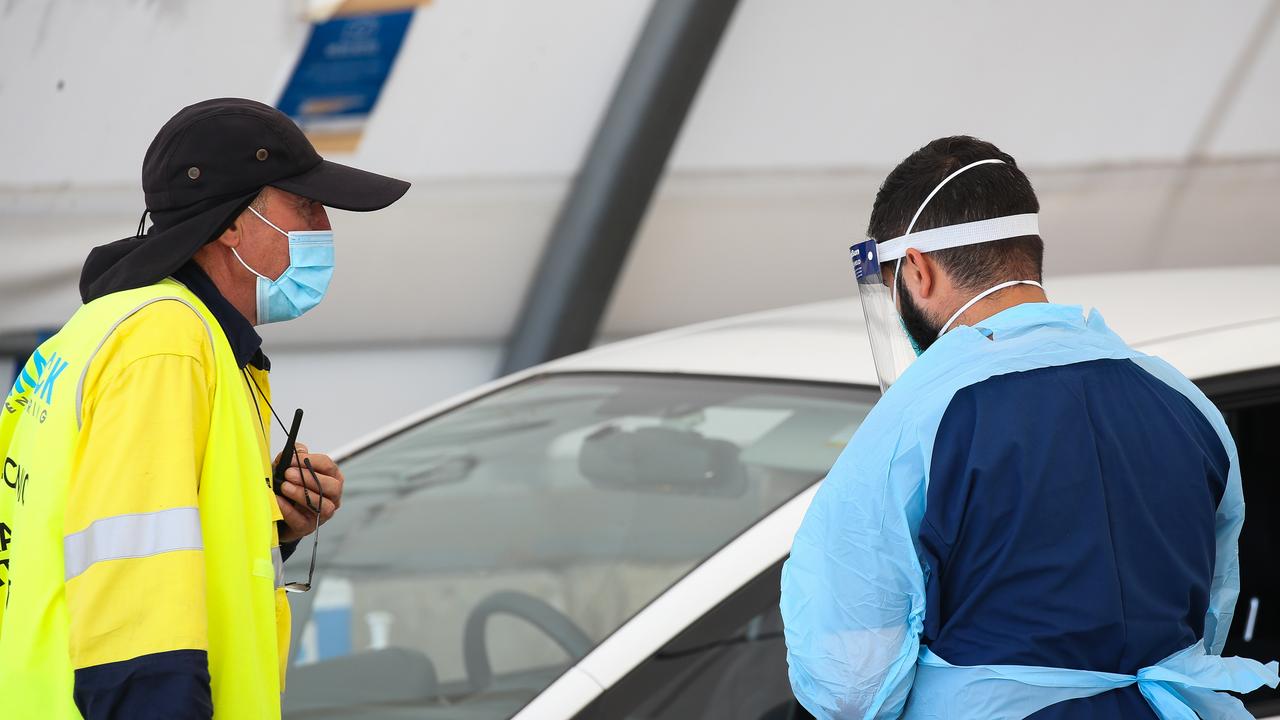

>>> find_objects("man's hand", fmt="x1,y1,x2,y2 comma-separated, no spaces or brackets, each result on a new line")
276,443,344,544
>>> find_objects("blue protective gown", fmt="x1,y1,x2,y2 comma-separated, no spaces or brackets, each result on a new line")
781,303,1278,719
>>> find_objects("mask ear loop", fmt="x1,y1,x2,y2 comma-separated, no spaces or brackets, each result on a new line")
892,159,1007,316
231,246,270,281
231,206,278,281
233,201,312,285
937,279,1045,338
893,257,907,311
247,205,290,237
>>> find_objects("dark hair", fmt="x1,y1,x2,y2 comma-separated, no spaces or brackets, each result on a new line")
867,136,1043,289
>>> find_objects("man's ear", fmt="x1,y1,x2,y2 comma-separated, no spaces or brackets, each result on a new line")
212,213,246,249
903,248,938,299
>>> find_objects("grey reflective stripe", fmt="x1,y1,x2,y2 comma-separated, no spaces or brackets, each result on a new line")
64,507,203,581
272,546,284,588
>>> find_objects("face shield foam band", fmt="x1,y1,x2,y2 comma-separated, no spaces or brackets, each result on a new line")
876,213,1041,263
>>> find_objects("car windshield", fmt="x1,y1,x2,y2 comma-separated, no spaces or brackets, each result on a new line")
282,372,875,719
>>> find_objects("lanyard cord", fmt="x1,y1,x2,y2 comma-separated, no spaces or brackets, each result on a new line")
241,371,270,449
242,367,290,437
242,368,320,512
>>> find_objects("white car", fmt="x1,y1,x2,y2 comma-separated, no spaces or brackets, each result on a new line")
280,267,1280,720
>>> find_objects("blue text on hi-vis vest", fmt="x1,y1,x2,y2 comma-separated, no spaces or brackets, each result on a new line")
5,349,70,422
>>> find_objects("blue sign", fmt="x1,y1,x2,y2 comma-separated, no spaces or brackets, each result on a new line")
277,9,415,129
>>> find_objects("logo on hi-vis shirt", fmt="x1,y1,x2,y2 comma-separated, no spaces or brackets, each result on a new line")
3,349,70,424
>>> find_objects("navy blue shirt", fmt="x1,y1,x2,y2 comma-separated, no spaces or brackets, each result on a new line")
171,261,269,370
919,358,1229,718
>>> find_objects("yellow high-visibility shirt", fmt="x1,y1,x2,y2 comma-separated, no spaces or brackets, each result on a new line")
0,279,289,718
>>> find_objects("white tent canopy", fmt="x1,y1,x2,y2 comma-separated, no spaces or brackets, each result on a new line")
3,0,1278,447
4,0,1279,343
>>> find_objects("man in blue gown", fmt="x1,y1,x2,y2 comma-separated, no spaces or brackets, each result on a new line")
781,136,1277,719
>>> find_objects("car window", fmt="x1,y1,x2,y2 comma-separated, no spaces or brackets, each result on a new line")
571,561,812,720
570,375,1280,720
281,373,875,719
1215,377,1280,712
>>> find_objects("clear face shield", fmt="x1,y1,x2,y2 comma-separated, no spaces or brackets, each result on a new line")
850,239,920,393
850,159,1042,393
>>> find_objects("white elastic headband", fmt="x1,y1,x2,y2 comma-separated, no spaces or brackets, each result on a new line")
876,158,1040,263
877,213,1040,263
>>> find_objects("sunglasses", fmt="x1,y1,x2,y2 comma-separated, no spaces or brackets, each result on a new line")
283,456,322,593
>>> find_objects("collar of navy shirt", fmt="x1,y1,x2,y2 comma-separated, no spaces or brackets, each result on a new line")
170,261,271,371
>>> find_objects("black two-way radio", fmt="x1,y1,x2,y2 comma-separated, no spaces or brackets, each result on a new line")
272,408,304,495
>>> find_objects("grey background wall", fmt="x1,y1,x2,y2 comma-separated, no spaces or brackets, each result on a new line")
3,0,1278,450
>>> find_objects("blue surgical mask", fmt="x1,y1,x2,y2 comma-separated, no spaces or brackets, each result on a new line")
232,206,335,324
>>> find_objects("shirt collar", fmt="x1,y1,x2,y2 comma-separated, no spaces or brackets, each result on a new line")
171,261,270,370
970,302,1088,336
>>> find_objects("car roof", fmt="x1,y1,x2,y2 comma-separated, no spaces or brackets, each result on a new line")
335,266,1280,461
545,266,1280,385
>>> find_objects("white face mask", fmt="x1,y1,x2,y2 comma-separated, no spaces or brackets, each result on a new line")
232,206,335,325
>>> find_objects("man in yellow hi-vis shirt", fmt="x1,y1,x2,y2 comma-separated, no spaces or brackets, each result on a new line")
0,98,409,718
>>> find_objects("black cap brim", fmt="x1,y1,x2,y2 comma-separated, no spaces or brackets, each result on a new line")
271,159,410,212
